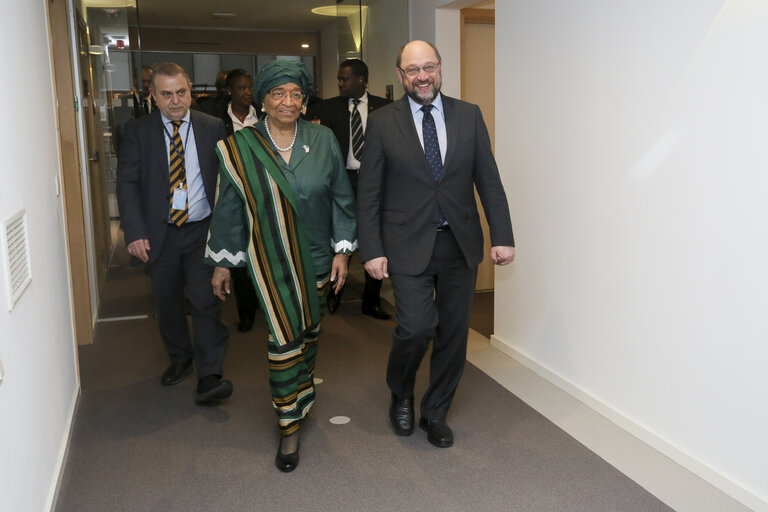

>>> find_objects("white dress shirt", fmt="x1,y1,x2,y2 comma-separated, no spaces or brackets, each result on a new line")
347,91,370,171
161,111,211,222
407,93,447,163
227,103,259,132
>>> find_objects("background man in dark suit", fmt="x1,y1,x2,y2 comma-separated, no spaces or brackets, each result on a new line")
131,65,156,118
307,59,392,319
357,41,515,448
117,62,232,403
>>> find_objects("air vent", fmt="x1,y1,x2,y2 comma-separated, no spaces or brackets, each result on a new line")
1,209,32,311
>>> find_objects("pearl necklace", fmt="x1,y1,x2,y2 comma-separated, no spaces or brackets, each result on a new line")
264,115,297,152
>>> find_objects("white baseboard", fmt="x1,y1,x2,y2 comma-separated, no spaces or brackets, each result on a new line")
479,333,766,512
46,385,80,512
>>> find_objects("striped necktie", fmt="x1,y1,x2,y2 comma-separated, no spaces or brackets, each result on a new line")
350,98,364,161
421,105,447,227
168,120,188,226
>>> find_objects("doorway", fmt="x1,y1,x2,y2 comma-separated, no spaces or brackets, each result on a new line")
461,2,496,291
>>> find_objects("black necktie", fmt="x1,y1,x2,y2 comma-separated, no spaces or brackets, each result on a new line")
350,98,364,160
168,120,188,226
421,105,447,227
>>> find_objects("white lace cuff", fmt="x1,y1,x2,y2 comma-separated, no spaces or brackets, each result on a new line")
205,246,246,265
332,239,358,254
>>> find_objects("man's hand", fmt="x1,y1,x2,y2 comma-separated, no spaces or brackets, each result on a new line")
364,256,389,280
491,246,515,266
330,253,349,294
126,238,151,263
212,267,231,301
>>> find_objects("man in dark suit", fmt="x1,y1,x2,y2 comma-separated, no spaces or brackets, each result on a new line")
357,41,515,447
306,59,392,319
117,62,232,403
131,65,156,118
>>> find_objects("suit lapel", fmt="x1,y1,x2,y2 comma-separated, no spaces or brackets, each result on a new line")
441,96,459,173
393,97,429,172
150,111,168,176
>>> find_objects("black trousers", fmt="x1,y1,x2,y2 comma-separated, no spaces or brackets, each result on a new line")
387,229,478,420
147,219,229,378
231,267,258,322
347,168,384,309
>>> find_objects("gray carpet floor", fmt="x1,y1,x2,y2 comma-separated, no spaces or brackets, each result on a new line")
54,251,674,512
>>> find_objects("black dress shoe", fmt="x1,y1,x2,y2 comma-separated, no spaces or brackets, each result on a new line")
419,418,454,448
389,393,414,436
237,318,254,333
361,304,392,320
275,434,300,472
195,375,233,403
326,287,342,314
160,360,193,386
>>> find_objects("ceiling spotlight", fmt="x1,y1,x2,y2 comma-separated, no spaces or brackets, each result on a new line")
301,43,310,48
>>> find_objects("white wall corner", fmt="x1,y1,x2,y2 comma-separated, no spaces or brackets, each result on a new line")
489,334,768,512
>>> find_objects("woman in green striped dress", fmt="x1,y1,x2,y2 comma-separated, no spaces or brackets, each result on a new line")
206,60,356,472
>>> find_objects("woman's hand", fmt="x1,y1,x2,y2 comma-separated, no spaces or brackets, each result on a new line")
330,253,349,294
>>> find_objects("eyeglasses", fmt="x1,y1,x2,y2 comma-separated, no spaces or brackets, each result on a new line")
397,62,441,77
268,89,304,102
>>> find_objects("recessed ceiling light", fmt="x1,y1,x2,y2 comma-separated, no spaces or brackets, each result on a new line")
301,43,310,48
211,11,236,18
312,5,367,16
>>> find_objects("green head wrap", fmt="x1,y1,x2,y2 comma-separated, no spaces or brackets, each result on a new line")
254,60,313,106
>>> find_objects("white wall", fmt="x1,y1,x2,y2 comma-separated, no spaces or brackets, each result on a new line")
492,0,768,509
363,0,409,99
0,1,80,511
409,0,479,98
319,21,339,98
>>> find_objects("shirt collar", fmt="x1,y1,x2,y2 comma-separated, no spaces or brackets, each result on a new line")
407,92,444,116
160,109,191,126
227,103,258,120
349,91,369,106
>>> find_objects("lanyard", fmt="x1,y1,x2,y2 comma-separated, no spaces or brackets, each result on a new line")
162,119,192,170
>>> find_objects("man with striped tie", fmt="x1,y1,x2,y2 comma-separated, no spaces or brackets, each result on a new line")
306,59,392,319
117,62,232,403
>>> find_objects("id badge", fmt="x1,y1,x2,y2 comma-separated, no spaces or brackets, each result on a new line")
172,187,187,210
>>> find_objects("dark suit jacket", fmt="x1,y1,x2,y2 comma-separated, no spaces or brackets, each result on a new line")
306,93,390,164
357,95,514,275
116,109,226,263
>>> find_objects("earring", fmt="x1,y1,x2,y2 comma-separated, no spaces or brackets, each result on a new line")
261,106,266,112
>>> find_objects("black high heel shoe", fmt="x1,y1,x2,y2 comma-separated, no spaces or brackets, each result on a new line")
275,432,300,472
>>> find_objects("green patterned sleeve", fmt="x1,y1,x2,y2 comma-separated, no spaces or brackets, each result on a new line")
329,137,358,255
204,171,249,268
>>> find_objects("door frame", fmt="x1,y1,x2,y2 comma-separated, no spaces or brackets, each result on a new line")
46,0,97,347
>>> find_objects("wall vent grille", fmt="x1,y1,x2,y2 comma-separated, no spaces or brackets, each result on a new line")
1,209,32,311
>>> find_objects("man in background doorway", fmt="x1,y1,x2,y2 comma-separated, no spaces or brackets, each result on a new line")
132,65,155,118
117,62,232,404
307,59,392,320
